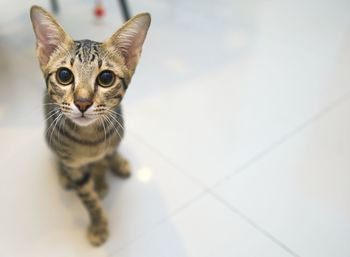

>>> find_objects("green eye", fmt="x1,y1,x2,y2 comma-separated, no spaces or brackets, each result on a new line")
97,70,115,87
56,68,74,85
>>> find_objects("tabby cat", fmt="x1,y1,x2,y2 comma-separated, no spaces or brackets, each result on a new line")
30,5,150,246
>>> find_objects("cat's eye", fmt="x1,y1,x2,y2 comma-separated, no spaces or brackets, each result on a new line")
97,70,115,88
56,68,74,85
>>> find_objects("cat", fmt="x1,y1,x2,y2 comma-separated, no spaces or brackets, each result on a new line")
30,5,150,246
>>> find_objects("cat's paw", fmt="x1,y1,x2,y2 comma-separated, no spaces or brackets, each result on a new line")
87,223,109,246
109,154,131,178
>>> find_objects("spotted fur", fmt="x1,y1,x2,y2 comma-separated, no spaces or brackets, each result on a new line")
30,5,150,246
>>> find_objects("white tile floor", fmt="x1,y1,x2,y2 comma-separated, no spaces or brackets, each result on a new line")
0,0,350,256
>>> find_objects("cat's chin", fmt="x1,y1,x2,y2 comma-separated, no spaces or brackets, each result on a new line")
70,116,96,127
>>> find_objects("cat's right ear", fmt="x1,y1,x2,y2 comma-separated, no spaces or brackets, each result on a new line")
30,5,73,67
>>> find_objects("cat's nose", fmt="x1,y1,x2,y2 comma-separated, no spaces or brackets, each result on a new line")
74,98,93,113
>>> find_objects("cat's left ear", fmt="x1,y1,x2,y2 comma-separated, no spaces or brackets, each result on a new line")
30,5,73,68
103,13,151,73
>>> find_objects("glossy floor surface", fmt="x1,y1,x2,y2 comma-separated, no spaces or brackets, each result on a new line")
1,0,350,256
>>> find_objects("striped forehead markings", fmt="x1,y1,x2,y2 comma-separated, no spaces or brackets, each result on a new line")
74,40,102,64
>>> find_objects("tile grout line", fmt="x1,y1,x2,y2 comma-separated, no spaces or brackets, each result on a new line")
127,91,350,194
127,129,209,190
208,190,302,257
113,91,350,255
205,92,350,256
109,105,213,255
210,90,350,190
109,190,210,256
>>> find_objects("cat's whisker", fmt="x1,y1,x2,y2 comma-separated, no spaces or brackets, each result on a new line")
49,113,63,145
96,109,125,138
99,115,107,146
58,114,67,143
103,114,117,148
54,114,64,143
103,115,113,148
45,107,59,114
43,103,58,105
103,108,123,119
46,110,61,136
108,109,124,118
105,110,125,131
106,110,125,126
104,113,122,141
44,109,60,119
44,108,60,122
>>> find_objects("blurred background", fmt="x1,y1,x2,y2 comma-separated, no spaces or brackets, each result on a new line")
1,0,350,256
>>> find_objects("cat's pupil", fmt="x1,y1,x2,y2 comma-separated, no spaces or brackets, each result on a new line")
57,68,73,85
98,71,115,87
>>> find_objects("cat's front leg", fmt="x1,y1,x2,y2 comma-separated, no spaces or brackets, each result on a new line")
89,159,109,199
79,179,109,246
63,164,109,246
58,161,75,190
107,151,131,178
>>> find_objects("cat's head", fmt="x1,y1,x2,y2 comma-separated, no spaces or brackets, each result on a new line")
30,5,150,126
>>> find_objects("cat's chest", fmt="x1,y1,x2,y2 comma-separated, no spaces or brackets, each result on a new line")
71,143,107,164
68,135,118,163
48,128,119,167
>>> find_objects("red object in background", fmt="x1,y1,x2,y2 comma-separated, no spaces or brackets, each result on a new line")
94,4,105,18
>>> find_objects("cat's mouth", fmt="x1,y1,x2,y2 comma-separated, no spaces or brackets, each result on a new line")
70,114,96,126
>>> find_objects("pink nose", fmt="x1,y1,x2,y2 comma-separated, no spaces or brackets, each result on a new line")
74,98,92,113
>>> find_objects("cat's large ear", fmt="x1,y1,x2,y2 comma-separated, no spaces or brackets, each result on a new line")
103,13,151,73
30,5,73,67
